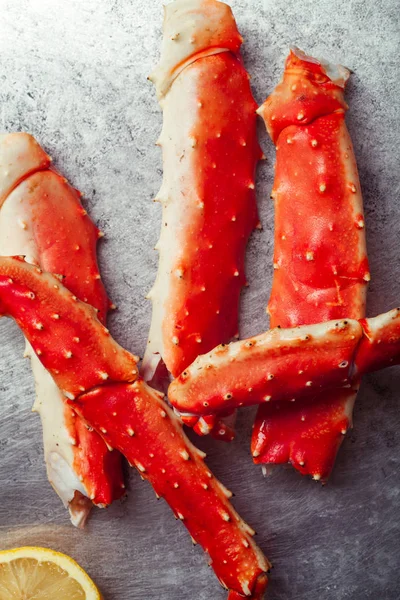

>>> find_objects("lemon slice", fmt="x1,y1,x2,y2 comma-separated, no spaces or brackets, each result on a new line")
0,547,102,600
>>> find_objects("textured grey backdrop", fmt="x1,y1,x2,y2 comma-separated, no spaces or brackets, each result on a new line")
0,0,399,598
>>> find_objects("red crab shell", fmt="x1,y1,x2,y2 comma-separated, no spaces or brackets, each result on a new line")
144,52,260,382
169,319,362,415
0,256,137,399
0,134,125,512
252,48,369,479
74,380,270,598
0,256,271,598
143,1,261,449
168,307,399,425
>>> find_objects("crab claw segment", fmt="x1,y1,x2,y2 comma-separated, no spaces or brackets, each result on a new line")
356,308,400,375
169,319,362,415
72,379,270,597
0,256,138,398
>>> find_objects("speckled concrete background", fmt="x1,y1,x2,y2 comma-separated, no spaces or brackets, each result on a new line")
0,0,399,598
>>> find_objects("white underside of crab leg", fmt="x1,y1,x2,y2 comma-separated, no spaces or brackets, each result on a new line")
142,73,199,381
0,183,92,525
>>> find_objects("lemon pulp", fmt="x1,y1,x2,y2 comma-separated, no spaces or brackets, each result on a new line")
0,548,101,600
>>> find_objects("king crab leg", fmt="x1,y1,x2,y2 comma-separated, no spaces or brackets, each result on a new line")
252,48,369,480
0,256,270,599
0,133,125,526
168,308,400,418
143,0,261,441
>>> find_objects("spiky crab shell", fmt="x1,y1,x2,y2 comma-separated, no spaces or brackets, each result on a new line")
169,306,400,480
258,48,369,327
0,168,109,320
0,258,270,597
0,133,124,515
0,256,138,398
73,380,270,597
169,319,362,414
143,0,260,394
253,48,368,479
252,308,400,477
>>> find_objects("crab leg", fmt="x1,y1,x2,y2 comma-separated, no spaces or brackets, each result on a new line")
76,381,269,598
169,319,362,414
143,0,260,440
251,49,369,480
168,308,400,415
0,256,270,598
0,133,124,525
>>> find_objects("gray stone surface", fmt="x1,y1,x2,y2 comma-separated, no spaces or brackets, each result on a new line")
0,0,399,598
